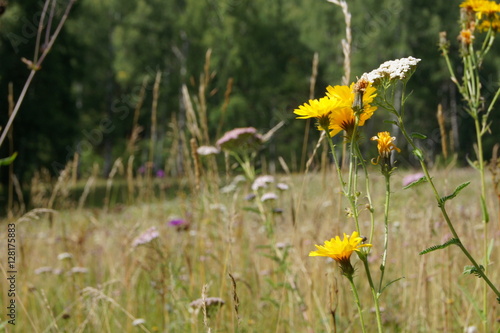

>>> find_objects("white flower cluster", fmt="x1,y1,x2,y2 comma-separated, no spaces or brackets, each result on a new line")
362,56,421,83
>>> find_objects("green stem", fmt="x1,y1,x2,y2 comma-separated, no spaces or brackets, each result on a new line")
361,258,384,333
473,106,490,332
346,276,368,333
378,172,391,294
325,130,346,192
354,143,376,245
398,119,500,299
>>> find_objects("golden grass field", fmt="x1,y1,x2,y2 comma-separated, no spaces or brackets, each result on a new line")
1,167,498,332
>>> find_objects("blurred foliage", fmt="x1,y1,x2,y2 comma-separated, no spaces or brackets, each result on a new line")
0,0,499,183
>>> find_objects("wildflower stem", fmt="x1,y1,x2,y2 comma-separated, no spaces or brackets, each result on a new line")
325,130,346,193
346,276,368,333
360,258,384,333
378,172,391,294
397,117,500,299
354,143,375,245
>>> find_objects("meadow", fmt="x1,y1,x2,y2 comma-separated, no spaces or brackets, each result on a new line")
2,0,500,332
1,165,498,332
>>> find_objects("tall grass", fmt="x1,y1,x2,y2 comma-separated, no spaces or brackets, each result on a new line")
0,167,498,332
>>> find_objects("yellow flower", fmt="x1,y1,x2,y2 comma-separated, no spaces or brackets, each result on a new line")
478,14,500,31
460,0,488,12
326,82,377,109
294,96,338,130
475,0,500,19
309,231,372,262
328,106,376,138
460,0,500,19
371,132,401,159
325,82,377,138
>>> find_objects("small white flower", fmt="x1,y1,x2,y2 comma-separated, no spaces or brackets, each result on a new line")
276,183,289,191
465,326,478,333
261,192,278,202
197,145,220,156
70,267,89,274
57,252,73,261
34,267,53,275
132,318,146,326
252,175,275,191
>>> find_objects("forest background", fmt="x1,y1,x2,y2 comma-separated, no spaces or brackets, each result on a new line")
1,0,500,189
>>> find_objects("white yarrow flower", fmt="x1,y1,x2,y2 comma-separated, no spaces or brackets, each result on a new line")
362,56,421,84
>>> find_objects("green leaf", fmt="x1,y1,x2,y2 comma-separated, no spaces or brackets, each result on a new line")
411,132,427,140
439,181,470,207
480,196,489,223
465,155,478,170
463,265,484,278
419,238,460,255
242,206,260,214
0,152,17,166
380,277,405,294
383,120,398,126
412,148,424,161
403,175,428,189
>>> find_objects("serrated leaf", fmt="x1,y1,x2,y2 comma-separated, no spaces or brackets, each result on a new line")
403,176,428,189
419,238,460,255
439,181,470,206
0,152,17,166
411,132,427,140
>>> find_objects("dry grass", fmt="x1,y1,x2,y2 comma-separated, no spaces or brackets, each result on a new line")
1,167,498,332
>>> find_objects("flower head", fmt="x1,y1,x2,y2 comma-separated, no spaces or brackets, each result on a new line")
294,96,338,130
325,82,377,138
197,145,220,156
309,231,371,276
371,132,401,171
251,175,275,191
371,132,401,159
362,57,421,84
216,127,263,153
261,192,278,202
478,15,500,31
461,0,488,11
475,0,500,19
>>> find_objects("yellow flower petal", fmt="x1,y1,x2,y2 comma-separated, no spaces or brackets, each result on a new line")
309,231,372,263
